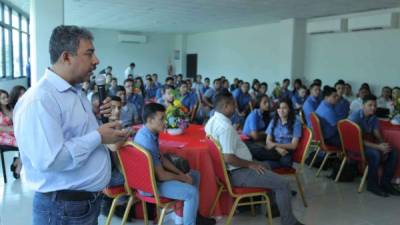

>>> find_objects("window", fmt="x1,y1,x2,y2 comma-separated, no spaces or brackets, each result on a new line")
0,2,29,79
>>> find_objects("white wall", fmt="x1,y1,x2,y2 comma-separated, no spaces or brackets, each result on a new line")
0,78,28,92
90,28,176,83
186,23,283,84
304,28,400,94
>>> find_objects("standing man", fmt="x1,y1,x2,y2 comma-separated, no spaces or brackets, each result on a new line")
124,62,135,79
13,25,129,225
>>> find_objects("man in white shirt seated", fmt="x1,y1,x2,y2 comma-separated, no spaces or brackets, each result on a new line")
377,86,393,112
205,91,304,225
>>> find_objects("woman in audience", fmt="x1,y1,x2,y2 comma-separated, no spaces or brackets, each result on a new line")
250,79,260,99
334,80,350,120
9,85,26,109
242,94,271,142
350,86,370,114
135,76,146,97
291,85,307,111
291,79,303,96
259,82,268,97
252,98,301,168
315,86,341,147
0,89,19,178
158,85,176,108
222,79,230,91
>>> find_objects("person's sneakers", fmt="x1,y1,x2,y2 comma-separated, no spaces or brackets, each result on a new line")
196,214,216,225
382,184,400,196
266,204,280,218
367,186,389,197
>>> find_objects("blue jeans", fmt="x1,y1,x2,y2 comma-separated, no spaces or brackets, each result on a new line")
157,170,200,225
364,147,398,188
33,192,101,225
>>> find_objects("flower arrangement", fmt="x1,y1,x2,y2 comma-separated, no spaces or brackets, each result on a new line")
166,99,189,130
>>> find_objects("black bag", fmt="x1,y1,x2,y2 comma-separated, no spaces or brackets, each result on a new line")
328,159,358,182
305,151,336,170
163,153,190,174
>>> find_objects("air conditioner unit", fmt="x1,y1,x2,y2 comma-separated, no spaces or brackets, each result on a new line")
307,19,347,34
348,13,399,31
118,34,147,43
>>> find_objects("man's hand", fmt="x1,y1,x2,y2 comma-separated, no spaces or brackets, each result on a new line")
180,174,193,184
100,97,112,118
98,121,129,144
378,143,391,153
248,162,267,175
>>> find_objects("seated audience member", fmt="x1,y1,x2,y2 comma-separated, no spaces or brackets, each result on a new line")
156,77,175,100
99,65,113,75
232,82,252,116
313,79,322,87
179,81,197,115
250,79,261,100
86,82,97,102
125,78,144,116
302,83,321,127
334,80,350,120
0,89,20,179
392,87,400,100
201,77,211,95
205,91,304,225
176,74,183,87
203,78,222,110
91,93,101,124
291,79,303,97
116,86,139,127
315,86,340,147
134,103,215,225
291,85,307,111
82,80,90,96
377,86,393,111
108,77,118,96
350,86,370,114
145,77,157,100
262,98,302,169
158,85,176,107
280,78,292,100
222,79,230,91
348,94,400,197
230,78,239,92
343,83,355,102
361,83,371,93
192,74,204,97
134,76,146,97
105,73,113,90
258,82,268,98
152,73,162,89
242,94,271,142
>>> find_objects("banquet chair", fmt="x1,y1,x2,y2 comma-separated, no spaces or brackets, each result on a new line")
206,137,273,225
103,185,132,225
309,112,341,177
0,145,19,183
272,126,312,207
337,119,368,193
117,141,179,225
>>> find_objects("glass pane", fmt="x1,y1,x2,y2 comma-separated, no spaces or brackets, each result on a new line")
21,16,28,32
12,10,19,29
0,4,3,22
12,29,21,78
22,33,28,76
4,5,10,24
0,27,3,78
4,29,11,77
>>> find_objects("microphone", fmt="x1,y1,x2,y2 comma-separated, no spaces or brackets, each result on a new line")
95,74,108,123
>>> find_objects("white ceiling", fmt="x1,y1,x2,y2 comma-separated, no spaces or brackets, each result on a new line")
6,0,400,33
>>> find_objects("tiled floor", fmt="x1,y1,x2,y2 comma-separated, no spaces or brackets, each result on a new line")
1,151,399,225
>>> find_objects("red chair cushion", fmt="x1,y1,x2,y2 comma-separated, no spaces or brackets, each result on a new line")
324,144,340,152
272,167,296,174
232,187,270,194
103,186,127,198
135,192,175,204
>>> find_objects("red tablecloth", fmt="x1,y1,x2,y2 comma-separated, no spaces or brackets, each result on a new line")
379,120,400,183
158,124,233,216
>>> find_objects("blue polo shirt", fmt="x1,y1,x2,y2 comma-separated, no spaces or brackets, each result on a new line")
201,86,210,95
348,109,379,135
145,85,158,99
303,95,321,127
127,93,144,117
180,93,196,110
133,126,161,166
281,88,292,100
315,100,339,139
232,89,252,112
291,94,306,107
335,97,350,120
266,118,302,144
242,109,267,136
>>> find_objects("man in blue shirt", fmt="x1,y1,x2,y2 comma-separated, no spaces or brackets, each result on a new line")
125,78,144,119
232,82,252,116
348,94,400,197
291,85,307,111
13,25,129,225
179,81,197,115
280,78,292,100
302,83,321,127
315,86,340,147
116,85,139,127
334,80,350,120
145,77,158,100
134,103,215,225
242,94,271,141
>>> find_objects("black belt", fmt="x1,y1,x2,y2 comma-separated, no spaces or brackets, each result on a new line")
42,190,100,201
